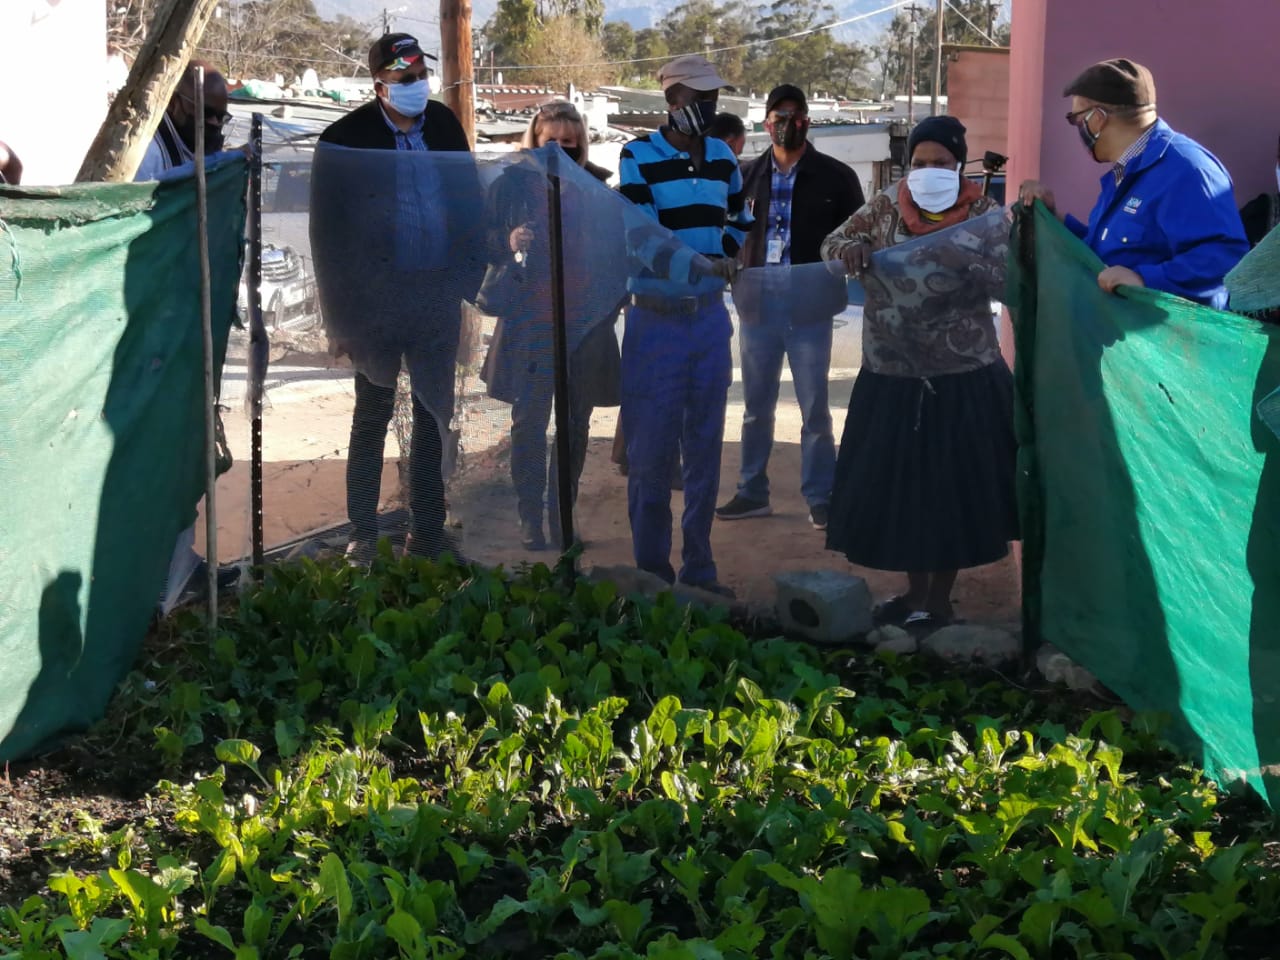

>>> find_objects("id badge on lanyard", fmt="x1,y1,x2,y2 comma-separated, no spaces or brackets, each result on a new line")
766,238,784,264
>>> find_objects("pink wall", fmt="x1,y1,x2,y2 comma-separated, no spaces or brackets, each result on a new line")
1008,0,1280,222
946,49,1010,164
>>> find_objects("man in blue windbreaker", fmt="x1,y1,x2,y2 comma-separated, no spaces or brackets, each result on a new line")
1019,58,1248,309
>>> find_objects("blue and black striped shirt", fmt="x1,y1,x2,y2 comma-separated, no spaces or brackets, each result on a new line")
618,128,753,296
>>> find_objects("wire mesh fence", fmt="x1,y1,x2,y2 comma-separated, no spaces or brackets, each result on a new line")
204,114,1007,607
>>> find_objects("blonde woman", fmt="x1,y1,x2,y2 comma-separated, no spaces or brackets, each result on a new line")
479,102,622,550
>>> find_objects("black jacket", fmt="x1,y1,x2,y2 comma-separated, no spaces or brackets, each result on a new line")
318,99,471,152
310,98,487,346
738,142,864,268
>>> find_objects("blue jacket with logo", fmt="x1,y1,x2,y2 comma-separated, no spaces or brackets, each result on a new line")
1064,119,1248,308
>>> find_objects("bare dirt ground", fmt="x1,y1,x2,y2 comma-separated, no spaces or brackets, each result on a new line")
205,351,1020,624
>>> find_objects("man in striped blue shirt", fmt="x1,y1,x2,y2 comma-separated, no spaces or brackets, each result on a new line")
617,54,753,596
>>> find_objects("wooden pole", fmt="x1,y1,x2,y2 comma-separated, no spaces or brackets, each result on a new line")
79,0,221,182
931,0,944,117
440,0,476,146
906,5,919,127
194,67,219,633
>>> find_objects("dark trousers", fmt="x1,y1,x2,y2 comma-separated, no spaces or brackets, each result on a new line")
347,371,445,552
510,379,593,537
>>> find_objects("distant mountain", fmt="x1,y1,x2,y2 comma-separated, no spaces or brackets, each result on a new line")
312,0,1009,60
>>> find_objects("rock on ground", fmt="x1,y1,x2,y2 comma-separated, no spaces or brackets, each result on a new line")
920,624,1021,667
868,625,917,655
1035,643,1102,693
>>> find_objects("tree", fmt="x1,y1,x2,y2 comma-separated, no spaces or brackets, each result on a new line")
108,0,381,83
631,28,670,85
485,0,540,68
519,16,612,91
874,0,1010,99
657,0,756,88
601,20,637,77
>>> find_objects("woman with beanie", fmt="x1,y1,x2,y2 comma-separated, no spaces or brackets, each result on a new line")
820,116,1018,628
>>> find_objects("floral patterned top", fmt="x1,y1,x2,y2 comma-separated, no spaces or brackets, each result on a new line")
821,185,1009,378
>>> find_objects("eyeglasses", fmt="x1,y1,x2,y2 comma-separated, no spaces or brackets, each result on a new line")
380,69,429,86
178,92,232,128
1065,106,1104,126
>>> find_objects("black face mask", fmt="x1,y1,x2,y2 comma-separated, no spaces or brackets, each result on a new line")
176,111,225,154
670,99,717,137
562,145,583,164
770,116,807,151
175,113,198,153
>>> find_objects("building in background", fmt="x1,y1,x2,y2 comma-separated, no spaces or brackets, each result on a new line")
0,0,107,185
944,45,1009,165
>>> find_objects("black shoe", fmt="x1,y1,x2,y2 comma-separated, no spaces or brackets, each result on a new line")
405,531,469,565
178,561,241,605
715,495,771,520
808,504,829,530
680,580,736,600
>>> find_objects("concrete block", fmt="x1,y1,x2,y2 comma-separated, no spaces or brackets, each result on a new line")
773,570,873,646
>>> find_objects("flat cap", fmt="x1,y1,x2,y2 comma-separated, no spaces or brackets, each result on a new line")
1063,58,1156,107
658,55,735,93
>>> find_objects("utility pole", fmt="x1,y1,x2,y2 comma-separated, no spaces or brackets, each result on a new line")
440,0,475,146
904,4,921,126
382,7,390,34
931,0,943,117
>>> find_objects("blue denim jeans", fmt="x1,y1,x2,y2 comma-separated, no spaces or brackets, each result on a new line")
621,300,732,585
736,314,835,508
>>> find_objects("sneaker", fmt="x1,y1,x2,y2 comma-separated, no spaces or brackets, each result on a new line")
345,539,378,565
521,520,547,552
715,495,772,520
808,504,829,531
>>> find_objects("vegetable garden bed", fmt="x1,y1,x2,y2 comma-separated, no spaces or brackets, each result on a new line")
1,553,1277,959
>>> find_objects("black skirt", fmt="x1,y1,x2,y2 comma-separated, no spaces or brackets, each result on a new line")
826,360,1019,572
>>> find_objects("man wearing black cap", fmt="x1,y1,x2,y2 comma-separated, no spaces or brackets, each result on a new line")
716,83,863,531
315,34,479,562
1019,58,1247,308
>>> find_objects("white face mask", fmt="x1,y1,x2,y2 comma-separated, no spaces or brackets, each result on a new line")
906,166,962,214
382,77,429,118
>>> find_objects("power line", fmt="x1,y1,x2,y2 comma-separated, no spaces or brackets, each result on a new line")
393,14,440,26
196,46,373,71
944,0,1000,45
488,0,914,72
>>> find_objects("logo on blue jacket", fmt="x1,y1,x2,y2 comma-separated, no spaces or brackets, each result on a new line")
1123,196,1143,214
